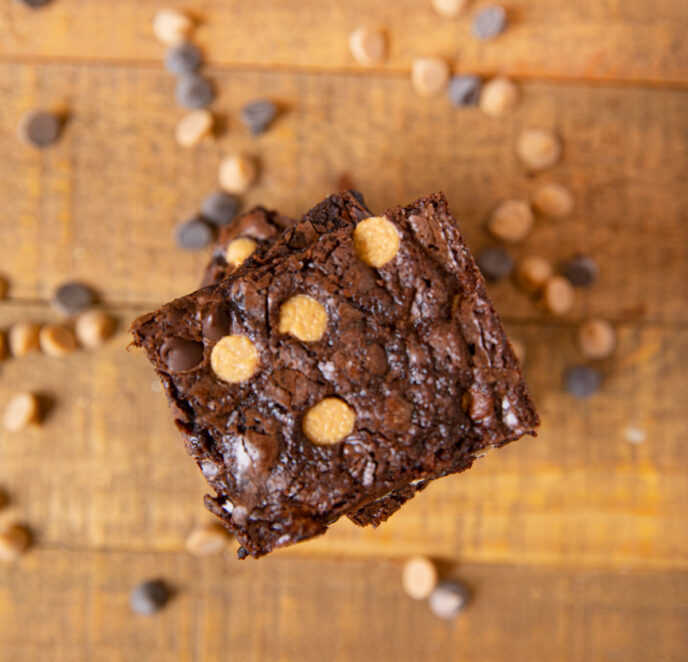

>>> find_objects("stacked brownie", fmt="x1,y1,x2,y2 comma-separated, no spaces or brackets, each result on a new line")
131,190,539,558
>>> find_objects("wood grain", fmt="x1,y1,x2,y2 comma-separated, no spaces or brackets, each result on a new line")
0,0,687,85
1,550,687,662
0,62,686,322
1,303,686,569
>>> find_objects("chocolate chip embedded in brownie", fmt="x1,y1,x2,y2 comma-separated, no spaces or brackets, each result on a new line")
131,191,539,558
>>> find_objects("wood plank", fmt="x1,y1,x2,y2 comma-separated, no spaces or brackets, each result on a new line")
1,303,686,569
1,0,687,85
1,549,687,662
0,63,686,322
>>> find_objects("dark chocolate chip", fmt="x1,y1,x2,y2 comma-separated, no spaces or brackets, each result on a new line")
561,255,599,287
160,337,204,371
428,580,471,620
17,110,61,148
51,282,95,316
472,5,507,40
164,42,203,75
129,579,171,615
175,216,214,250
564,365,602,398
14,0,53,7
476,247,514,281
202,307,230,342
448,75,483,107
239,99,277,135
200,191,240,227
175,74,215,109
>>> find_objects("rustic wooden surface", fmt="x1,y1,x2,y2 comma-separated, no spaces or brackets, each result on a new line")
0,1,687,661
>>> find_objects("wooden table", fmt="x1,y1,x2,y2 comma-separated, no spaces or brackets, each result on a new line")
0,2,687,660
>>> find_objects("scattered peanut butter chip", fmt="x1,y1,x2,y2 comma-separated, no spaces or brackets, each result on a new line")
0,524,31,562
578,318,616,359
353,216,400,267
479,76,519,118
8,322,40,357
175,109,214,148
152,8,193,46
428,580,470,619
542,275,575,316
39,324,77,357
185,523,231,556
432,0,468,18
225,237,258,268
279,295,328,342
411,57,451,98
349,26,386,66
0,275,8,299
402,556,438,600
75,310,115,349
211,335,259,383
532,182,574,219
509,338,526,363
516,128,562,171
514,255,553,294
3,392,41,432
488,200,534,243
303,398,355,445
218,153,258,194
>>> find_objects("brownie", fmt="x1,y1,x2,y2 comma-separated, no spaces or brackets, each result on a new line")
131,191,539,558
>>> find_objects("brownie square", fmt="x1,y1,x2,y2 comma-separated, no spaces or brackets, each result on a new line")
131,191,539,558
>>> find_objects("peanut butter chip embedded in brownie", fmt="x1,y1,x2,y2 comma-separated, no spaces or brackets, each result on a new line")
210,335,259,383
279,295,328,342
353,216,400,267
225,237,258,268
303,398,355,445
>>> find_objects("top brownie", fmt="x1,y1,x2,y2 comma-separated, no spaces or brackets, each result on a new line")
131,191,538,558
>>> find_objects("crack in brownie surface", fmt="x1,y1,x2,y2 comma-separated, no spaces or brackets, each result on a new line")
131,191,539,557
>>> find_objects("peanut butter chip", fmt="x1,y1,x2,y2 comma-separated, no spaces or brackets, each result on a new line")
578,318,616,359
8,322,40,357
279,295,328,342
402,556,439,600
152,8,193,45
303,398,355,445
532,182,574,219
39,324,77,357
0,523,31,562
488,200,534,243
75,310,115,349
349,26,386,66
479,76,519,118
516,128,562,171
411,57,451,97
543,276,575,316
218,154,257,194
353,216,400,267
3,392,40,432
432,0,468,18
225,237,258,268
175,109,214,148
211,335,259,383
185,523,231,556
515,255,553,294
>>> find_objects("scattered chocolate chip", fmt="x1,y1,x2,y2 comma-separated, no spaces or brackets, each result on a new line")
200,191,240,227
240,99,278,136
129,580,171,615
561,255,599,287
17,110,62,149
160,337,204,372
472,5,507,40
14,0,53,8
174,216,214,250
165,42,203,75
565,365,602,398
428,580,471,619
202,307,230,342
175,74,215,109
51,282,95,316
447,74,482,107
237,546,249,560
476,247,514,281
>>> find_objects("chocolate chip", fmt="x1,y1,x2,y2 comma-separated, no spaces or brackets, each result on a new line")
240,99,278,135
476,247,513,281
17,110,61,148
237,546,249,560
428,580,471,620
200,191,240,227
202,307,230,342
175,74,215,109
51,282,95,316
160,337,204,371
175,216,214,250
447,75,482,107
472,5,507,40
129,580,171,615
564,365,602,398
165,42,202,75
561,255,599,287
14,0,53,8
